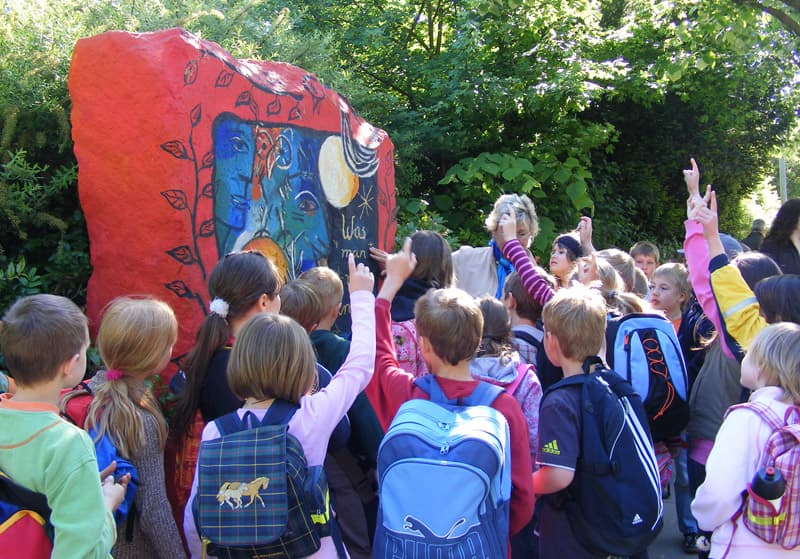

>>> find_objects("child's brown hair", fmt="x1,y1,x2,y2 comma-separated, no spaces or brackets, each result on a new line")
476,296,515,364
542,285,607,361
172,250,282,436
0,294,88,387
298,266,344,318
409,230,455,288
414,288,483,366
228,313,318,404
279,279,323,333
502,271,549,323
629,241,661,264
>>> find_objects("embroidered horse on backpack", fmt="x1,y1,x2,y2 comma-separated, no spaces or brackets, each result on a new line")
216,477,269,509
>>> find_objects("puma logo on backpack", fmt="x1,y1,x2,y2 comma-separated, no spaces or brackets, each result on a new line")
605,313,690,441
727,402,800,549
374,376,512,559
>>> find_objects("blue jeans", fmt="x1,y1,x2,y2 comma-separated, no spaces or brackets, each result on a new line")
674,445,699,535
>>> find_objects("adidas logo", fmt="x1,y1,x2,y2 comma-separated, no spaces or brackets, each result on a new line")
542,440,560,455
632,513,643,525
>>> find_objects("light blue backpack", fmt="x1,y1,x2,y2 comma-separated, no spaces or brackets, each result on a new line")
374,375,511,559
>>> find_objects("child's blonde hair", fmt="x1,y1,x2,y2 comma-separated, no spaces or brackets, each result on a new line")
632,267,650,299
66,297,177,458
653,263,691,311
596,249,636,293
595,258,626,294
298,266,344,317
415,288,483,366
542,285,607,361
228,313,317,404
747,322,800,403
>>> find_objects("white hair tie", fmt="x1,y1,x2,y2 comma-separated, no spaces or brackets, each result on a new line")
209,298,230,319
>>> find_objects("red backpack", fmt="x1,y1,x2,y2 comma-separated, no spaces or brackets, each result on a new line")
0,466,53,558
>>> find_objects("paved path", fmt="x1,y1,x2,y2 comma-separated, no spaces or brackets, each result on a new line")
648,493,694,559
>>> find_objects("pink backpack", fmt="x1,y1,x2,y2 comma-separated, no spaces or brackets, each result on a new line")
391,319,429,378
726,401,800,549
487,362,542,464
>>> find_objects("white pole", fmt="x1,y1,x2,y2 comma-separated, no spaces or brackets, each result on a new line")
779,156,788,204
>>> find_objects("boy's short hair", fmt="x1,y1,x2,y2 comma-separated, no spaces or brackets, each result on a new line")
279,280,323,333
653,262,691,308
542,285,606,361
0,294,88,386
298,266,343,316
629,241,660,263
502,271,548,323
414,288,483,366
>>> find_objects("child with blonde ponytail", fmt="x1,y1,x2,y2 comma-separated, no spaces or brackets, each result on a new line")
64,296,186,559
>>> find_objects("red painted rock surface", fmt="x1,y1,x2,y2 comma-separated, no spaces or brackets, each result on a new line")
70,28,395,367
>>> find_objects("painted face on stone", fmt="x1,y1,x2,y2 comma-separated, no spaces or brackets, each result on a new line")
212,114,330,277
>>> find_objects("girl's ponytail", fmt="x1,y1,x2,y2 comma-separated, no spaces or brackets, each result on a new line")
94,297,176,455
170,313,230,436
170,251,281,437
87,372,150,457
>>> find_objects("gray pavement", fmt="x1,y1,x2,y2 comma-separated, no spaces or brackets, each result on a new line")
648,492,694,559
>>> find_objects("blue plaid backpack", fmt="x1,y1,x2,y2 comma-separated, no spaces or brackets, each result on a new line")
374,375,511,559
194,402,332,559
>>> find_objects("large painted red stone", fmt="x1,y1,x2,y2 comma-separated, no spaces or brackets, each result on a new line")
70,28,396,367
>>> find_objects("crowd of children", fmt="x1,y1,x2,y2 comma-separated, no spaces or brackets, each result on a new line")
1,156,799,559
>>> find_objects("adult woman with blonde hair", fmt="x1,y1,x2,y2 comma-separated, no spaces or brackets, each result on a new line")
451,193,539,299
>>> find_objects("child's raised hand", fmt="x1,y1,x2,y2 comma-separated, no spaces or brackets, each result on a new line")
385,238,417,282
683,158,701,198
369,246,389,276
576,252,598,284
691,190,720,236
576,216,594,253
496,212,517,249
377,237,417,300
348,252,375,293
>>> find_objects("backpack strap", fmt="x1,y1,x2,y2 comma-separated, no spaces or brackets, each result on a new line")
513,329,542,348
214,401,300,436
503,363,530,396
413,375,504,407
0,468,51,522
727,401,785,431
61,381,94,427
